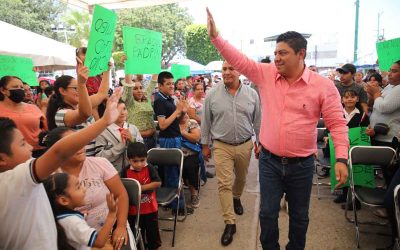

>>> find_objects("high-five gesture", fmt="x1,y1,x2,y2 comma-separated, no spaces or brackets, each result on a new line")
206,7,218,39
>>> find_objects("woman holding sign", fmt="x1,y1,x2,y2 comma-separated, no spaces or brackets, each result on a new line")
121,55,159,150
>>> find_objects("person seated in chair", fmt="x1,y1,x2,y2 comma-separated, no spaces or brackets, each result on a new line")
121,142,162,250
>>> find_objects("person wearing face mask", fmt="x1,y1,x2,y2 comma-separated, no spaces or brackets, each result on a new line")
0,76,48,157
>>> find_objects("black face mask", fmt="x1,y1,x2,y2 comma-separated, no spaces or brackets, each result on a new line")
8,89,25,103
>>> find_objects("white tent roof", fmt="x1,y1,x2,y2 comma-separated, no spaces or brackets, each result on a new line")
170,58,205,71
62,0,188,11
0,21,76,70
205,60,223,71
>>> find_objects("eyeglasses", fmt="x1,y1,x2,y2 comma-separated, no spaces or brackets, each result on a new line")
67,86,78,91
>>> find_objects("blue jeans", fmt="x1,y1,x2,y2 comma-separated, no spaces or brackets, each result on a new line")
259,148,314,250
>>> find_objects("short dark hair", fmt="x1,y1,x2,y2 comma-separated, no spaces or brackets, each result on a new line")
368,73,383,83
394,60,400,67
158,71,174,85
0,76,22,101
45,127,73,148
0,117,17,155
127,142,147,159
343,89,359,98
276,31,307,56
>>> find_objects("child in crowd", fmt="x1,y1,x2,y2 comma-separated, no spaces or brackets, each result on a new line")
325,89,369,207
43,172,117,250
96,100,143,172
0,88,121,250
121,142,162,250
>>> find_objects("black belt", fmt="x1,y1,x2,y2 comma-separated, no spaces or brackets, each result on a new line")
262,147,314,165
215,137,252,146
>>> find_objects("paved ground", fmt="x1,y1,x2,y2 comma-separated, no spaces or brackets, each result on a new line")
157,152,392,250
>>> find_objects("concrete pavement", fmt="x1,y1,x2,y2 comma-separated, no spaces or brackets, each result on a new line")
158,152,392,250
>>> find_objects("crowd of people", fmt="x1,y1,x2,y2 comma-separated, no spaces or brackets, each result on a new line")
1,8,400,250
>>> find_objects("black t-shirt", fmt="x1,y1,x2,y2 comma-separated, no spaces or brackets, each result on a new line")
153,92,181,138
334,82,368,104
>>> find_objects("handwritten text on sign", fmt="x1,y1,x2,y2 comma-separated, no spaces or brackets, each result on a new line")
123,27,162,74
85,5,117,77
376,37,400,72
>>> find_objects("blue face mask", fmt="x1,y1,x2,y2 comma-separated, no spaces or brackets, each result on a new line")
8,88,25,103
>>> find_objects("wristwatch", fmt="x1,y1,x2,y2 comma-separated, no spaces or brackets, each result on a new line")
336,158,348,165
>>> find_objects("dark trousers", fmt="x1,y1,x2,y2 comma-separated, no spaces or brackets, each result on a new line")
128,212,161,250
258,148,314,250
143,135,157,151
183,154,200,190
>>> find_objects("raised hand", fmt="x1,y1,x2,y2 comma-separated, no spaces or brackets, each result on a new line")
77,63,89,84
121,54,127,65
206,7,218,39
102,87,123,125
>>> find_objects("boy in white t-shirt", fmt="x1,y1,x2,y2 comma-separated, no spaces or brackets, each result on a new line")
0,87,122,249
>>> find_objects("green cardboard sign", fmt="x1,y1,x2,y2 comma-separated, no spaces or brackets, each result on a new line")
376,37,400,71
0,55,38,86
170,64,190,80
329,127,374,190
85,5,117,77
123,26,162,74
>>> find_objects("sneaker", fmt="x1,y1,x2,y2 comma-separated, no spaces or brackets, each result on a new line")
206,171,214,178
191,194,200,208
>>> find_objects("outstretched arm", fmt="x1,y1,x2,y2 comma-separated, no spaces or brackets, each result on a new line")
206,7,266,85
35,88,123,182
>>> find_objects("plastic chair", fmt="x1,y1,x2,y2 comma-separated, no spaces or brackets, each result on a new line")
346,146,396,248
314,118,331,199
121,178,145,250
147,148,185,247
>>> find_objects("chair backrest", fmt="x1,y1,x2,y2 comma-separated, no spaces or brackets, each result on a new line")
121,178,141,207
317,128,326,142
147,148,184,166
317,118,325,128
394,184,400,240
349,146,396,166
147,148,184,187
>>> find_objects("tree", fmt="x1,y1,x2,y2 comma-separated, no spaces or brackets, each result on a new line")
185,24,221,65
0,0,65,41
62,10,91,48
115,4,193,67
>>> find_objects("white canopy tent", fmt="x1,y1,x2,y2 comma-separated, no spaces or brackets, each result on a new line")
169,58,212,75
205,60,223,71
0,21,76,70
62,0,188,11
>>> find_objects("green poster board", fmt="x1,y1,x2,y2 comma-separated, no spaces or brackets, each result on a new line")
0,55,38,86
329,127,374,190
85,5,117,77
170,64,190,80
376,37,400,72
123,26,162,74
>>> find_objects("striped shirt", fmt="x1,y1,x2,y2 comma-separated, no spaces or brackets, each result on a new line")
55,108,96,156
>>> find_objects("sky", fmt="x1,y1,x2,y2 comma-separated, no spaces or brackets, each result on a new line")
179,0,400,65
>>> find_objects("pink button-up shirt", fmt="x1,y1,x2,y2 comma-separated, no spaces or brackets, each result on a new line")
212,35,349,159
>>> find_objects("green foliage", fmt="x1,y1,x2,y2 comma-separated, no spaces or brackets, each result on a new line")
115,4,193,67
185,24,221,65
112,51,125,70
0,0,65,41
62,10,91,48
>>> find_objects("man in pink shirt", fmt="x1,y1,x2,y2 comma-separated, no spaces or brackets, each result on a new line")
206,8,349,250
